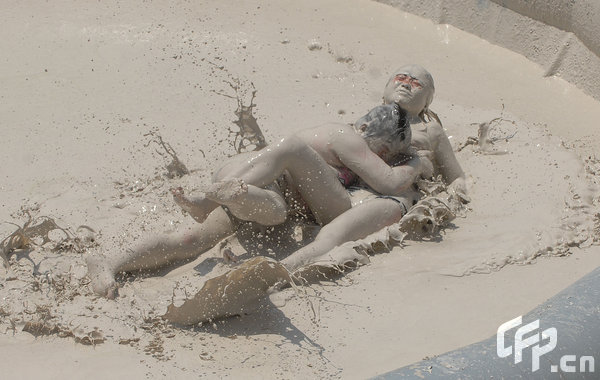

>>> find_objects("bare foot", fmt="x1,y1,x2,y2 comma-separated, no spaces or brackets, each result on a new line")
170,187,214,223
85,255,118,299
204,178,249,206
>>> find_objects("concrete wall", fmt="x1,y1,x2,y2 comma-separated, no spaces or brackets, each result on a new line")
375,0,600,101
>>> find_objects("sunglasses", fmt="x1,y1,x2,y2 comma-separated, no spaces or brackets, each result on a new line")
393,74,422,89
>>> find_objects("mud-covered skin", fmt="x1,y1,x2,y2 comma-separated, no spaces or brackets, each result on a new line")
87,66,461,299
384,64,466,195
383,64,434,117
87,104,423,298
280,65,466,272
173,104,424,227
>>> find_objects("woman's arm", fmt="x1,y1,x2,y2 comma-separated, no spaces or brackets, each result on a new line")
427,121,465,184
427,121,469,201
333,133,424,196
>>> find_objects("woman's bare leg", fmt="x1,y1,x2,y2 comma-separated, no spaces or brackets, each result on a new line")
171,187,220,223
171,152,290,225
211,136,351,225
205,180,288,226
281,198,407,271
86,207,236,298
171,185,287,226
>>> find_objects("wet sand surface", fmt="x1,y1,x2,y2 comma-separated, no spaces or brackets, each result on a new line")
1,0,600,378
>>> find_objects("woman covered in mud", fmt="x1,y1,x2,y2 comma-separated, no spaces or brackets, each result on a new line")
281,64,467,271
386,65,466,198
171,101,420,228
87,64,466,298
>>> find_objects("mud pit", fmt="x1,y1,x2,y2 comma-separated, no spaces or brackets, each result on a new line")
1,0,600,378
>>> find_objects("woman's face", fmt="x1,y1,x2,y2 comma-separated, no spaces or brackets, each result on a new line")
383,65,433,116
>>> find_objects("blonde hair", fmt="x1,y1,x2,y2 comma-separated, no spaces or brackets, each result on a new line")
420,108,442,125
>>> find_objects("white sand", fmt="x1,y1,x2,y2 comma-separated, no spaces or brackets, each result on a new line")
1,0,600,378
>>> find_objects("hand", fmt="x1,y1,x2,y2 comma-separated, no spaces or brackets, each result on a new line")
416,154,434,179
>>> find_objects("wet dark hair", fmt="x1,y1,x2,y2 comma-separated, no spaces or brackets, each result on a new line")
391,102,409,141
353,103,411,154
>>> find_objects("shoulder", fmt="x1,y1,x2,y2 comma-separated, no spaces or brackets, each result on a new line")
330,124,368,150
425,119,445,139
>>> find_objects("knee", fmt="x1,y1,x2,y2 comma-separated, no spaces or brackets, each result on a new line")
313,225,346,246
212,152,256,181
382,201,407,224
275,135,308,155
